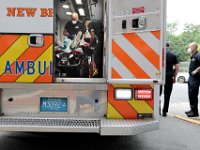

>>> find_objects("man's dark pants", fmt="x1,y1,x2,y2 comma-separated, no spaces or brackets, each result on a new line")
188,75,200,113
163,75,173,113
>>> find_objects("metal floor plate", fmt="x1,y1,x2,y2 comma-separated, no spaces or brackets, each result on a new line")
101,119,159,136
0,117,159,135
0,117,100,133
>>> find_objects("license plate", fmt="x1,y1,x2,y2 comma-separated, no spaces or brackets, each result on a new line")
40,97,68,112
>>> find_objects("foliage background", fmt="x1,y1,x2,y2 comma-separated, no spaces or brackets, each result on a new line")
167,23,200,62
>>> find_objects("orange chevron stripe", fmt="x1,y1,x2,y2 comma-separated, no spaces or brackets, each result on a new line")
131,85,152,89
146,100,154,109
34,67,52,83
112,40,150,79
108,102,124,119
112,68,122,79
123,33,160,70
108,84,138,119
0,35,20,57
0,35,53,82
151,31,160,40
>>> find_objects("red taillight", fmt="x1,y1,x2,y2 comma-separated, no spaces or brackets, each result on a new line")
134,89,153,100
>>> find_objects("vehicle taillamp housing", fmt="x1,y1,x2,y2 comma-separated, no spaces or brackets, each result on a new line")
114,89,133,100
134,89,153,100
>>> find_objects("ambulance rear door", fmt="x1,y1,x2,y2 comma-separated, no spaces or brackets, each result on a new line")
107,0,165,84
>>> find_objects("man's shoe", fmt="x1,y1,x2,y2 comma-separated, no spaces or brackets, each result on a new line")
162,112,167,117
185,110,192,114
187,111,199,117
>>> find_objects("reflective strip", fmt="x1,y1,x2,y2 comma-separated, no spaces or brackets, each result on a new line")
136,31,160,55
112,84,132,88
151,31,160,40
123,33,160,70
107,84,138,119
16,45,53,83
0,35,53,82
111,30,161,80
107,84,154,119
34,67,52,83
0,35,20,57
128,101,153,113
107,102,124,119
112,68,122,79
113,35,158,78
112,40,150,79
112,56,134,79
0,36,29,75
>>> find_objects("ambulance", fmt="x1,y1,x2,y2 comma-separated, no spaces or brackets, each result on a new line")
0,0,166,135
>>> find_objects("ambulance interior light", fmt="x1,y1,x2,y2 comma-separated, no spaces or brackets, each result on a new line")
78,8,85,16
75,0,83,5
66,12,72,15
62,4,69,9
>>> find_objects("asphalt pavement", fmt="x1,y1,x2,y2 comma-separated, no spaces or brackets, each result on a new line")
161,83,200,117
0,117,199,150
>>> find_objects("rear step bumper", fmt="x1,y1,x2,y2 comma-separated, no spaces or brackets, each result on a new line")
0,117,159,135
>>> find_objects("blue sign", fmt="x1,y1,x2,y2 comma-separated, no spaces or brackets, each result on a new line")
40,97,68,112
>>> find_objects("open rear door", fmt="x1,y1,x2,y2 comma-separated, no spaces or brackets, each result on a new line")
107,0,165,84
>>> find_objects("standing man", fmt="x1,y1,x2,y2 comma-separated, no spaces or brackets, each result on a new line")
83,18,104,78
162,42,179,117
63,12,84,40
185,42,200,117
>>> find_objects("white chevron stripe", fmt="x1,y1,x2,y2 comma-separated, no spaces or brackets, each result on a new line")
113,34,159,79
136,31,160,55
112,56,135,79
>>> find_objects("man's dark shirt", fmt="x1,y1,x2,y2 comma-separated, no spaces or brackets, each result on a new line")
88,20,103,43
65,21,83,35
88,20,103,40
166,48,179,77
189,51,200,77
86,20,103,47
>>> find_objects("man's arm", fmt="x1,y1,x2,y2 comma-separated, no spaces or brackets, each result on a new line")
63,23,69,36
191,66,200,75
173,63,179,83
89,30,95,47
191,52,200,75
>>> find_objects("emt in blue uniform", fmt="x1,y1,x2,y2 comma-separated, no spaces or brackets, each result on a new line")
186,42,200,117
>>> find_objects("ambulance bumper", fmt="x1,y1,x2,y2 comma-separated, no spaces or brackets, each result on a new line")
0,117,159,136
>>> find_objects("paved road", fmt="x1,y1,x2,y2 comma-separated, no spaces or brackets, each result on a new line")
161,83,200,116
0,117,199,150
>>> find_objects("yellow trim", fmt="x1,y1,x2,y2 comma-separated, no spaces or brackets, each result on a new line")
175,115,200,125
112,84,132,88
16,45,53,82
150,84,154,89
128,100,153,113
0,36,29,75
107,102,124,119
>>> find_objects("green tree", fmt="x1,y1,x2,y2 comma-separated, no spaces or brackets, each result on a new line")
167,23,200,62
